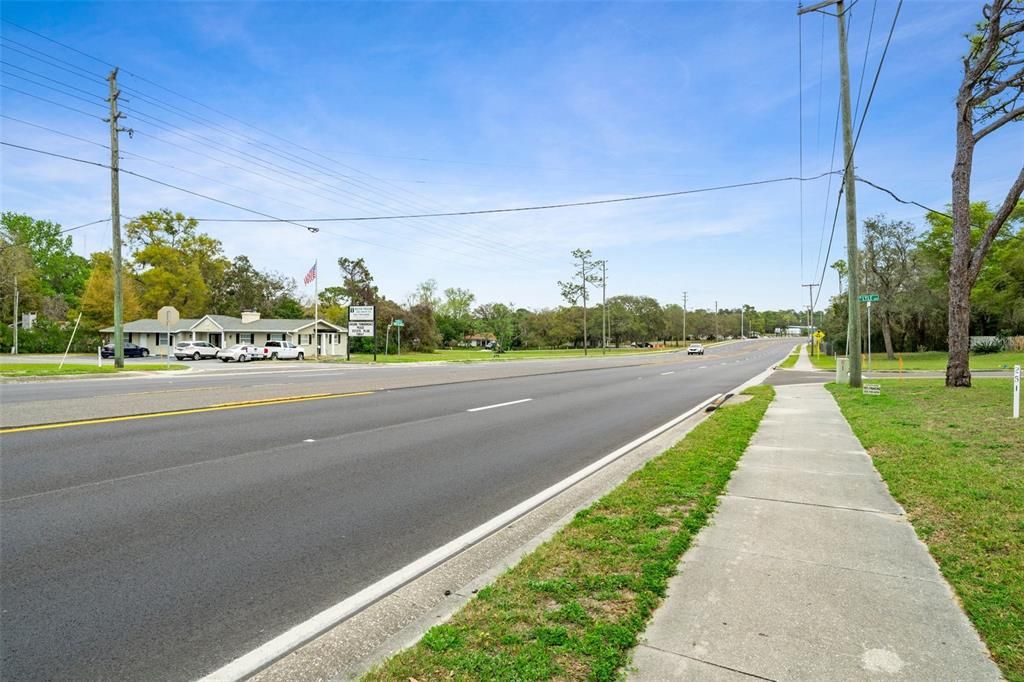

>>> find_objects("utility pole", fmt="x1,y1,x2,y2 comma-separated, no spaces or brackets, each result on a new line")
600,260,607,355
714,300,719,340
802,283,818,341
581,257,589,356
798,0,862,386
741,306,745,339
12,274,18,354
106,67,130,369
682,291,688,344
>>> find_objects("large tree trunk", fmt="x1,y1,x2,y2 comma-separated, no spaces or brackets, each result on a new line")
946,86,975,388
881,308,896,360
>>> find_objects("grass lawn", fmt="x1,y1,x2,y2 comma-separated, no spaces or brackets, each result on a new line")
364,386,774,681
341,346,684,364
808,350,1024,371
828,380,1023,681
0,363,186,377
777,344,802,369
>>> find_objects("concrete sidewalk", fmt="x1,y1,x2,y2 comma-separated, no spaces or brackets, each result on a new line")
793,343,815,371
628,382,1001,681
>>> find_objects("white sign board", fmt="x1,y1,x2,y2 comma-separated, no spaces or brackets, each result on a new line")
863,383,881,396
348,321,375,337
349,305,375,322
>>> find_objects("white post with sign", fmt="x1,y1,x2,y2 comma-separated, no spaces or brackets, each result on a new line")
348,305,375,362
157,306,180,368
1014,365,1020,419
867,300,871,371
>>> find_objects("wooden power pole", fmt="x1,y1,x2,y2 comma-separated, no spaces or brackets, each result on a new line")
106,67,128,369
798,0,862,386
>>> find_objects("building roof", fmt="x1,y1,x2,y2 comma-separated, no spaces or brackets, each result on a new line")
102,316,343,333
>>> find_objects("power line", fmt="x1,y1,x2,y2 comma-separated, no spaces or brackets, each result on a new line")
0,84,104,119
2,23,552,262
1,60,106,101
806,0,905,311
1,70,108,109
188,171,842,223
1,140,321,234
0,114,108,148
0,36,106,84
61,218,110,234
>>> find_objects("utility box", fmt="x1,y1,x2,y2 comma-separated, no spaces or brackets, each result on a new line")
836,356,850,384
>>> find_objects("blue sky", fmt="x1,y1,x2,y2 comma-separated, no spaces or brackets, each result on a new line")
1,1,1019,313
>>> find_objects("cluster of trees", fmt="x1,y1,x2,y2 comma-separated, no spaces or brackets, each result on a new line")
819,202,1023,358
1,210,305,352
312,257,809,354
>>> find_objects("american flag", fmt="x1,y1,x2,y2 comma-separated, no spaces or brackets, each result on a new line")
303,261,317,286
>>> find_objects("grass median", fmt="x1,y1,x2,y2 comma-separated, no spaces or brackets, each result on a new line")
808,350,1023,371
0,362,187,377
364,385,774,682
777,344,802,369
828,380,1023,681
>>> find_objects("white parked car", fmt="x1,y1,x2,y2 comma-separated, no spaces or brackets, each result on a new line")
261,340,305,360
217,344,262,363
173,340,220,361
687,343,705,355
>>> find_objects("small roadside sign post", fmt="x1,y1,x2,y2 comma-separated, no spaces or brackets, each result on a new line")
347,305,376,362
858,294,879,370
813,330,825,357
1014,365,1020,419
393,319,404,356
157,306,180,369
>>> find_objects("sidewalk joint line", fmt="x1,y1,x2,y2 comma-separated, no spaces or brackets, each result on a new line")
697,543,943,585
639,644,778,681
727,494,903,517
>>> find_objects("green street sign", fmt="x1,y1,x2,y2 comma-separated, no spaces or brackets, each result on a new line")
392,319,405,327
859,294,880,302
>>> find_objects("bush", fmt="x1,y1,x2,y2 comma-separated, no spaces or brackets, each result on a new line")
0,318,101,354
971,338,1005,354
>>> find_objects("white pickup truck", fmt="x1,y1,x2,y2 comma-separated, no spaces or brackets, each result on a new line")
261,340,305,360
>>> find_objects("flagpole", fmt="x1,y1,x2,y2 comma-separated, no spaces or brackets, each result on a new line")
313,259,319,361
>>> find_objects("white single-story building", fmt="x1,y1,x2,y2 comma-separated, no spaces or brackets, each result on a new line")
101,311,347,357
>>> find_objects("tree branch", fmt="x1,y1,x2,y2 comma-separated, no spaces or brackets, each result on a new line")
973,104,1024,140
969,165,1024,282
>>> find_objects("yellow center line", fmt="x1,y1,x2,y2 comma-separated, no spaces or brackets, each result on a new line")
0,391,374,435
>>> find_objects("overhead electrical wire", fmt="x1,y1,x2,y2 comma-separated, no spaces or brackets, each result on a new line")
810,0,903,312
1,140,321,235
0,84,104,119
191,171,843,223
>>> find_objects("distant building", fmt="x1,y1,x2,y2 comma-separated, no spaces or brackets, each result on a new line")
101,311,347,356
462,333,497,348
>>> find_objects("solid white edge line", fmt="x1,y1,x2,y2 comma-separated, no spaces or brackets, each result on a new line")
198,391,723,682
466,398,533,412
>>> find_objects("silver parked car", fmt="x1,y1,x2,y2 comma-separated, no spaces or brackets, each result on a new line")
217,344,261,363
174,340,220,360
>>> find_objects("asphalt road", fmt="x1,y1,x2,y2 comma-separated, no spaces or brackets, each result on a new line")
1,339,793,681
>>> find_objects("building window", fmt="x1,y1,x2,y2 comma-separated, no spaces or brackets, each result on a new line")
269,333,284,341
239,332,254,344
159,333,169,346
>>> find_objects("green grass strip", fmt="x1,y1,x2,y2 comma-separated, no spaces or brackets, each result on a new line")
777,345,801,369
0,363,187,377
364,385,774,681
809,350,1023,371
829,380,1023,682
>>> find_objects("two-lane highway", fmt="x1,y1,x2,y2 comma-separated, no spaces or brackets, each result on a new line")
1,339,793,680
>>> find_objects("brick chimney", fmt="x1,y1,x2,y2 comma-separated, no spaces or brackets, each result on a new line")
241,311,261,324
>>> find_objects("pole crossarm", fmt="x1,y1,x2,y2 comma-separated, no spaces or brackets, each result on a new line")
797,0,841,15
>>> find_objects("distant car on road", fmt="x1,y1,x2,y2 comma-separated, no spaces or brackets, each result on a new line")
260,340,305,360
217,344,261,363
687,343,705,355
173,340,220,361
101,343,150,358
